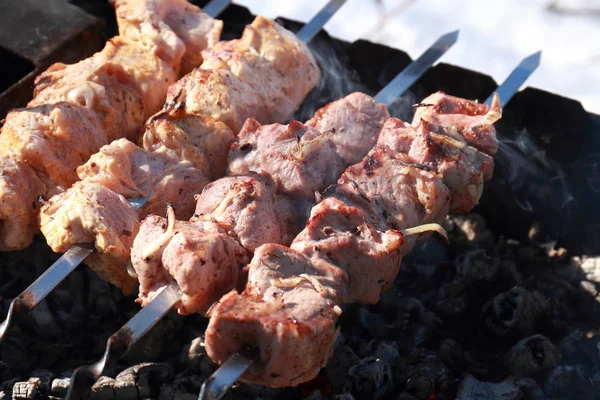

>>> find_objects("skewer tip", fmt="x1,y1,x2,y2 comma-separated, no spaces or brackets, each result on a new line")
437,29,460,47
522,50,542,70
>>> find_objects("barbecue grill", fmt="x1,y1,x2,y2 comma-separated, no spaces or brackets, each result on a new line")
1,1,599,399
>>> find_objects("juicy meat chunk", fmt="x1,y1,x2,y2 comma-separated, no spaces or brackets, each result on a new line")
0,157,52,251
378,118,494,213
201,16,320,124
113,0,222,73
191,173,297,251
77,138,209,220
163,67,260,133
0,102,106,188
306,92,390,165
291,184,404,304
142,109,234,180
131,213,248,314
31,60,144,143
227,119,345,199
412,92,501,155
40,181,139,294
205,244,343,387
340,145,451,230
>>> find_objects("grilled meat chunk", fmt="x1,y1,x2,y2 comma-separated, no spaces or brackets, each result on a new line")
114,0,223,74
412,92,501,155
228,119,345,199
191,173,297,251
306,92,390,165
40,181,139,294
0,157,52,251
0,102,106,188
378,118,494,213
132,212,248,314
142,109,234,180
205,244,343,387
291,184,404,304
76,138,209,220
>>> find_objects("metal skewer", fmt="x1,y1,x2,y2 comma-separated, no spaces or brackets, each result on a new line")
198,49,543,400
485,51,542,108
0,0,232,346
197,29,465,400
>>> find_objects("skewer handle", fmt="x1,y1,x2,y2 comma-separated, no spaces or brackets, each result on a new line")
198,353,253,400
296,0,347,44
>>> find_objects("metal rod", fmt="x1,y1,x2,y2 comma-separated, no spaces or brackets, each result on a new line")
198,354,253,400
296,0,347,43
374,30,459,104
202,0,232,18
0,197,147,344
65,281,182,400
485,51,542,108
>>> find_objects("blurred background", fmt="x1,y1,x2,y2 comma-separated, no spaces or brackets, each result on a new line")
235,0,600,114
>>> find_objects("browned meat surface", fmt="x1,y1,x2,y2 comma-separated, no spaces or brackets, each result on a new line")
163,68,261,134
141,108,234,180
31,59,144,143
0,157,52,251
340,145,451,230
40,181,139,294
114,0,223,74
131,210,248,314
201,16,320,126
76,138,209,220
378,118,494,213
227,119,344,199
412,92,501,155
205,244,344,387
305,92,390,165
191,173,297,251
0,103,106,188
291,184,404,304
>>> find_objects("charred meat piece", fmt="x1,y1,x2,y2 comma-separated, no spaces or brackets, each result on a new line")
378,118,494,213
131,211,248,314
412,92,501,155
205,244,344,387
40,181,140,294
191,172,298,251
76,138,209,220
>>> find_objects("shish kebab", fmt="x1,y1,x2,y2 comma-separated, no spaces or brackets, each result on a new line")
198,52,542,400
0,0,228,252
0,0,348,341
64,32,460,399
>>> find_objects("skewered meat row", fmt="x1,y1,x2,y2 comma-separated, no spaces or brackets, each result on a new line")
39,15,323,294
204,92,502,388
130,92,391,313
0,0,222,251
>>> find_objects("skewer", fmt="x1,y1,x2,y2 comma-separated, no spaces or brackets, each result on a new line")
63,27,460,400
0,0,232,345
197,49,543,400
485,51,542,107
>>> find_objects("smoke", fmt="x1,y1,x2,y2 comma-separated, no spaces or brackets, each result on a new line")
291,39,366,122
494,129,576,213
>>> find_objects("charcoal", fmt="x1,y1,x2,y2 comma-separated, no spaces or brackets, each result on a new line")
396,350,451,400
325,336,360,393
0,392,9,400
11,378,41,400
505,334,561,377
542,364,596,399
456,375,521,400
344,357,392,400
49,378,70,397
182,336,215,376
90,376,116,400
113,363,174,399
